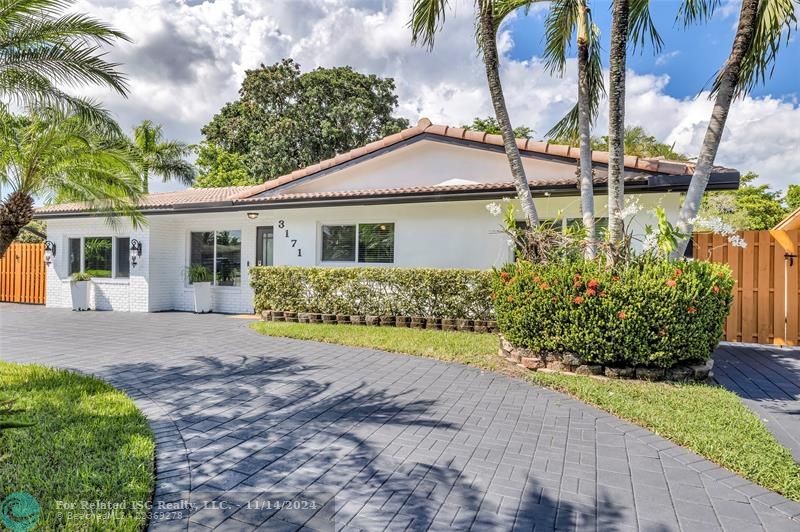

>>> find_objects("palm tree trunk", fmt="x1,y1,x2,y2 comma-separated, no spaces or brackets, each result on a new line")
0,191,35,258
142,168,149,194
673,0,759,258
607,0,629,247
577,1,595,258
478,0,539,228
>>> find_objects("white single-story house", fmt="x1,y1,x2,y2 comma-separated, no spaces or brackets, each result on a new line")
36,118,739,313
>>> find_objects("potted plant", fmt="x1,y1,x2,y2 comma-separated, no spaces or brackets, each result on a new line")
186,265,213,313
70,272,92,311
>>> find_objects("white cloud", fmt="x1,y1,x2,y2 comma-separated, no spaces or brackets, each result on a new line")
72,0,799,192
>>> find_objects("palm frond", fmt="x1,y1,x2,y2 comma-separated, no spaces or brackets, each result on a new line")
677,0,721,26
546,22,605,139
629,0,664,53
409,0,450,49
726,0,798,97
542,0,580,75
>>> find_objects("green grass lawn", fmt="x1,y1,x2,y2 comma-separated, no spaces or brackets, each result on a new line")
0,362,155,531
252,320,800,502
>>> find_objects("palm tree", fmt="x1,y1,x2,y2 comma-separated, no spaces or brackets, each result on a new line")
0,108,143,256
606,0,629,248
411,0,540,227
0,0,130,125
673,0,797,256
130,120,195,193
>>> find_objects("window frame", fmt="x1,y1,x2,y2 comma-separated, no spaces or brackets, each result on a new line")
66,236,131,280
186,229,243,289
318,221,396,265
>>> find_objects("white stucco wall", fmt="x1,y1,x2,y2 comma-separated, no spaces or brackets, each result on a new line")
42,192,681,314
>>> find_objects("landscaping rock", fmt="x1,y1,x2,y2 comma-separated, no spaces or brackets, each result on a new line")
441,318,457,331
547,360,566,372
520,357,544,370
604,367,634,379
456,319,472,332
473,320,488,333
424,317,441,330
380,316,395,326
691,360,714,380
409,316,425,328
667,366,693,381
322,313,336,324
261,310,271,321
636,367,665,381
308,313,322,324
336,314,350,324
575,365,603,376
350,315,364,325
365,315,380,326
271,311,285,322
561,352,583,366
499,335,514,355
284,311,298,323
298,313,310,323
395,316,410,328
486,320,498,333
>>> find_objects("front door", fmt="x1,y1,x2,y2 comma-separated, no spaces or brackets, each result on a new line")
255,226,274,266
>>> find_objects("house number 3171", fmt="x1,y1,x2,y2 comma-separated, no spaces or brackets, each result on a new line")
277,220,302,257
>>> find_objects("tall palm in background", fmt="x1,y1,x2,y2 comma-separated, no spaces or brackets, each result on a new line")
130,120,195,193
0,0,132,258
673,0,798,256
0,108,143,256
411,0,541,228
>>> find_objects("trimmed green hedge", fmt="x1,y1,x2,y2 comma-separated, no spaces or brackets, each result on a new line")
250,266,494,319
492,259,734,368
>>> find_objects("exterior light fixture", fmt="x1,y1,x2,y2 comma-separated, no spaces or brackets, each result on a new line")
130,239,142,267
44,240,56,265
246,212,259,220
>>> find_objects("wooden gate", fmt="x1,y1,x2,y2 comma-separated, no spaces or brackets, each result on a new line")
693,230,799,345
0,242,46,304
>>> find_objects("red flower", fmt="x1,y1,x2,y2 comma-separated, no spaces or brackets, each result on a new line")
666,279,677,287
573,281,583,288
687,307,697,314
587,279,599,290
617,311,626,320
712,285,720,293
500,272,509,278
573,274,583,281
586,288,597,297
533,275,541,282
717,271,725,278
507,295,514,302
612,275,620,282
674,268,683,277
539,283,549,290
599,290,607,297
573,296,584,304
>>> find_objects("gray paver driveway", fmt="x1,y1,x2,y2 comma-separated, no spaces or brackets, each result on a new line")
1,304,799,532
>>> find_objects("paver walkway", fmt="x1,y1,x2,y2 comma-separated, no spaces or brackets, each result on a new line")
1,304,799,532
714,343,800,462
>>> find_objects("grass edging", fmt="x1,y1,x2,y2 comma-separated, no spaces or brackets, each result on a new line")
0,361,156,531
251,320,800,502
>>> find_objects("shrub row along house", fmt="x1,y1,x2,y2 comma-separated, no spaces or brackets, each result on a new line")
35,118,739,313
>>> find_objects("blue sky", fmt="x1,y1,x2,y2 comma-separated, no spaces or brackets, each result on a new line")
506,1,800,102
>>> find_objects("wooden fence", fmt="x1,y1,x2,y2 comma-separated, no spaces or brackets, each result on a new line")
0,242,46,304
693,230,799,346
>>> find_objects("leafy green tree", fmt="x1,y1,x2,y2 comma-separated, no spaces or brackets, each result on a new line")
201,59,409,183
14,219,45,242
129,120,195,193
462,116,533,139
0,0,129,126
591,126,687,160
193,142,254,187
786,184,800,211
698,172,789,230
0,108,143,257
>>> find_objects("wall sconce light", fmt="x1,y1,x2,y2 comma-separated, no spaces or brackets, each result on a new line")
130,239,142,267
246,212,259,220
44,240,56,265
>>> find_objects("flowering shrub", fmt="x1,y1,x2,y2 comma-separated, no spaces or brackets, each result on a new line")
251,266,494,319
492,258,734,368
